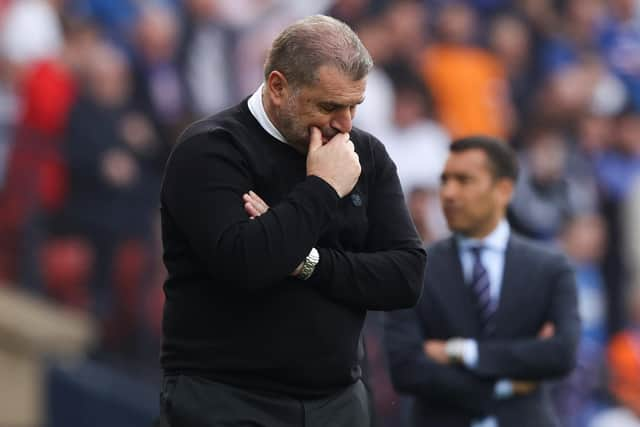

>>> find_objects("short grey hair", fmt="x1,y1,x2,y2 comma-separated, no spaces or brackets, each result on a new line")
264,15,373,88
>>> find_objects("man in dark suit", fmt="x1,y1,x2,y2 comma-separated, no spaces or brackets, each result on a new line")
385,136,580,427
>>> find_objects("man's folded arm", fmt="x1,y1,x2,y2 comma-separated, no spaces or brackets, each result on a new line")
308,247,425,310
162,133,339,291
384,307,495,416
307,141,426,310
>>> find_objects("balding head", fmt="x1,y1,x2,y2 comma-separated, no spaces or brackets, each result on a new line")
264,15,373,89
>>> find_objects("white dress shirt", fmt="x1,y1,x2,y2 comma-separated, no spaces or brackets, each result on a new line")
457,219,510,301
247,84,287,144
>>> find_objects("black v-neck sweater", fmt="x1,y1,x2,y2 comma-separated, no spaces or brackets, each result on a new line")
160,99,426,398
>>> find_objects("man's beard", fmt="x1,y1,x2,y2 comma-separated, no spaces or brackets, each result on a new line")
274,95,338,153
276,98,309,152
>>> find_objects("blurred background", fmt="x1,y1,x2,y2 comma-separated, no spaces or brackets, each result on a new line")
0,0,639,426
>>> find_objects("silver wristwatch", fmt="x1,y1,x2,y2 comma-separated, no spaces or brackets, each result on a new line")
297,247,319,280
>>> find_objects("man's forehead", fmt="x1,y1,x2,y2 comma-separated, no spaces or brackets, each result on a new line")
305,67,367,101
446,149,491,172
451,148,488,162
315,93,366,105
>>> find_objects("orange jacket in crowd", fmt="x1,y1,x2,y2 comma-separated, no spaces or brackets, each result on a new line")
421,44,512,140
608,330,640,417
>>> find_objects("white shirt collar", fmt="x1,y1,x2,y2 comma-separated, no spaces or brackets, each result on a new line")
247,83,287,144
457,219,510,253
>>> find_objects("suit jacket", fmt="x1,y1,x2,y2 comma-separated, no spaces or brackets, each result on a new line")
385,233,580,427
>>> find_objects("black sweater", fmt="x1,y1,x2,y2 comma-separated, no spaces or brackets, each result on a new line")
160,99,426,398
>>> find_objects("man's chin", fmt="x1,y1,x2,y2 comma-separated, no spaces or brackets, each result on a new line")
444,219,465,234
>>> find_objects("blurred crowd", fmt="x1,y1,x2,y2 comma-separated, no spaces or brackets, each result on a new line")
1,0,640,426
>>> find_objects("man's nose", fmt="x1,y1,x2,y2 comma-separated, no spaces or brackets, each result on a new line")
440,181,457,201
330,107,353,134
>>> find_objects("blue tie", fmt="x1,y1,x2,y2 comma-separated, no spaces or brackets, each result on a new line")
470,246,495,335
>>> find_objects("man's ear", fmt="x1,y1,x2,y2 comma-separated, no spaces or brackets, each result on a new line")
266,71,289,107
496,178,515,207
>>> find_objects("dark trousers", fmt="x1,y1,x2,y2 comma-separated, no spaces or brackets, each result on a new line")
159,375,370,427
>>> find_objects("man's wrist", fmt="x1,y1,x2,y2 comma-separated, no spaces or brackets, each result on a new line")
494,379,514,399
445,338,478,367
296,247,319,280
308,174,342,198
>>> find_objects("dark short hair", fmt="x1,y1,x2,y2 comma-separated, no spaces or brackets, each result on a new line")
264,15,373,88
450,135,519,181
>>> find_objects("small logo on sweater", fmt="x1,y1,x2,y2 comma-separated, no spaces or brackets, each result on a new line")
350,193,362,207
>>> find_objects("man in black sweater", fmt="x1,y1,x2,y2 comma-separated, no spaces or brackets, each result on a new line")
158,15,426,427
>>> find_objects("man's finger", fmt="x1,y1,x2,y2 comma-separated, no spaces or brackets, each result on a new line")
308,127,322,152
512,380,538,395
248,191,269,212
538,322,555,339
244,202,260,218
244,194,268,215
325,132,350,146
